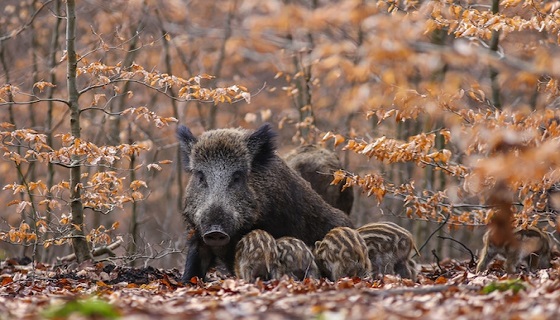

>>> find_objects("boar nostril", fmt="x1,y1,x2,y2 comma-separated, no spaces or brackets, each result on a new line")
203,230,230,246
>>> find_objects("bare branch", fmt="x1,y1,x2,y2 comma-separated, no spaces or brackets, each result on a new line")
57,238,123,262
431,249,444,273
0,97,69,107
437,236,476,266
0,0,54,43
414,213,451,258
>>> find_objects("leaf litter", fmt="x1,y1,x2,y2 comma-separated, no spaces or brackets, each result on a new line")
0,257,559,319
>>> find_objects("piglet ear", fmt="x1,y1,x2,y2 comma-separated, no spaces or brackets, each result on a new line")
246,123,277,169
177,125,198,169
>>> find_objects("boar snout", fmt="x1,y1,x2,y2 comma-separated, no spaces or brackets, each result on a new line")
203,225,230,246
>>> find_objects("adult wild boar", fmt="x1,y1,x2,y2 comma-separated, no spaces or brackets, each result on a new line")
284,145,354,215
178,124,353,282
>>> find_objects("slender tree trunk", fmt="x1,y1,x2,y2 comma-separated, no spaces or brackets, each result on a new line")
157,11,184,212
489,0,501,109
207,0,236,129
343,11,365,169
66,0,92,263
28,0,38,130
287,0,316,142
44,0,62,263
0,44,30,257
126,125,138,265
107,9,146,146
26,0,41,261
297,0,317,141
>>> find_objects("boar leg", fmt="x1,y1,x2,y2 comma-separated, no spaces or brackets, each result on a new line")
372,263,395,279
525,253,537,272
537,253,551,270
182,235,215,282
369,257,385,279
407,260,418,282
220,246,237,276
316,259,335,281
527,252,550,271
394,260,412,279
476,246,498,273
380,260,394,276
504,255,520,273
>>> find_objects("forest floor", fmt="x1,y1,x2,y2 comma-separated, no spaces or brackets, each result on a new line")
1,257,560,319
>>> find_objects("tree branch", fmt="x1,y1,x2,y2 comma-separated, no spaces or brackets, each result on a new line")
414,213,450,258
57,238,123,262
437,235,476,265
0,0,54,43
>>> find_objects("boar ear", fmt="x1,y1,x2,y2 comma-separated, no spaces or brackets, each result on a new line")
246,123,277,169
177,125,198,169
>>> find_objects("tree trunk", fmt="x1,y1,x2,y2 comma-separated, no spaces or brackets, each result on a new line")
44,0,62,263
66,0,92,263
489,0,501,109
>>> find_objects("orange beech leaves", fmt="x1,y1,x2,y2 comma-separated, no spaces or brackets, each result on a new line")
1,259,560,319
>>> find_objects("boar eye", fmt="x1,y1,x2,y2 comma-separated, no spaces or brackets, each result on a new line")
230,171,245,186
193,170,207,187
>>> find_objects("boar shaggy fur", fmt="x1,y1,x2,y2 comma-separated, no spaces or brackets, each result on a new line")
178,124,352,281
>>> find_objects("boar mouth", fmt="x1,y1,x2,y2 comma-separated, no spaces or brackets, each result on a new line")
202,225,231,246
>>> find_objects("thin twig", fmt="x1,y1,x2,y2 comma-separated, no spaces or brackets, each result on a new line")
432,249,443,273
414,213,450,258
57,238,123,262
0,97,69,107
0,0,54,43
437,235,476,265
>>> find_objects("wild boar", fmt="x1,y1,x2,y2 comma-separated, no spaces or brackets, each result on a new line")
476,226,551,273
357,222,418,280
276,236,320,280
234,229,278,282
284,144,354,215
313,226,372,281
178,124,352,282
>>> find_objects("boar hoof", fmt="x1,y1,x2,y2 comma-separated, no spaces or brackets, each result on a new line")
203,227,230,246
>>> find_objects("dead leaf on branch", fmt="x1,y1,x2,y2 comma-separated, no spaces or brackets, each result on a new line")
32,81,56,93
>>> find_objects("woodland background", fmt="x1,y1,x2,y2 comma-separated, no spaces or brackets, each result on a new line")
1,0,560,270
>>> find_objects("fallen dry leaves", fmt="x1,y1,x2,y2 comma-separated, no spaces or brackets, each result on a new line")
1,258,560,319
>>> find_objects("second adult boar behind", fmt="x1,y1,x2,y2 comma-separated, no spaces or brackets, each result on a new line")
178,124,353,282
284,145,354,215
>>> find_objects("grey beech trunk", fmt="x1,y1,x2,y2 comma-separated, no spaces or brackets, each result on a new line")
66,0,92,263
45,0,62,263
489,0,501,109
